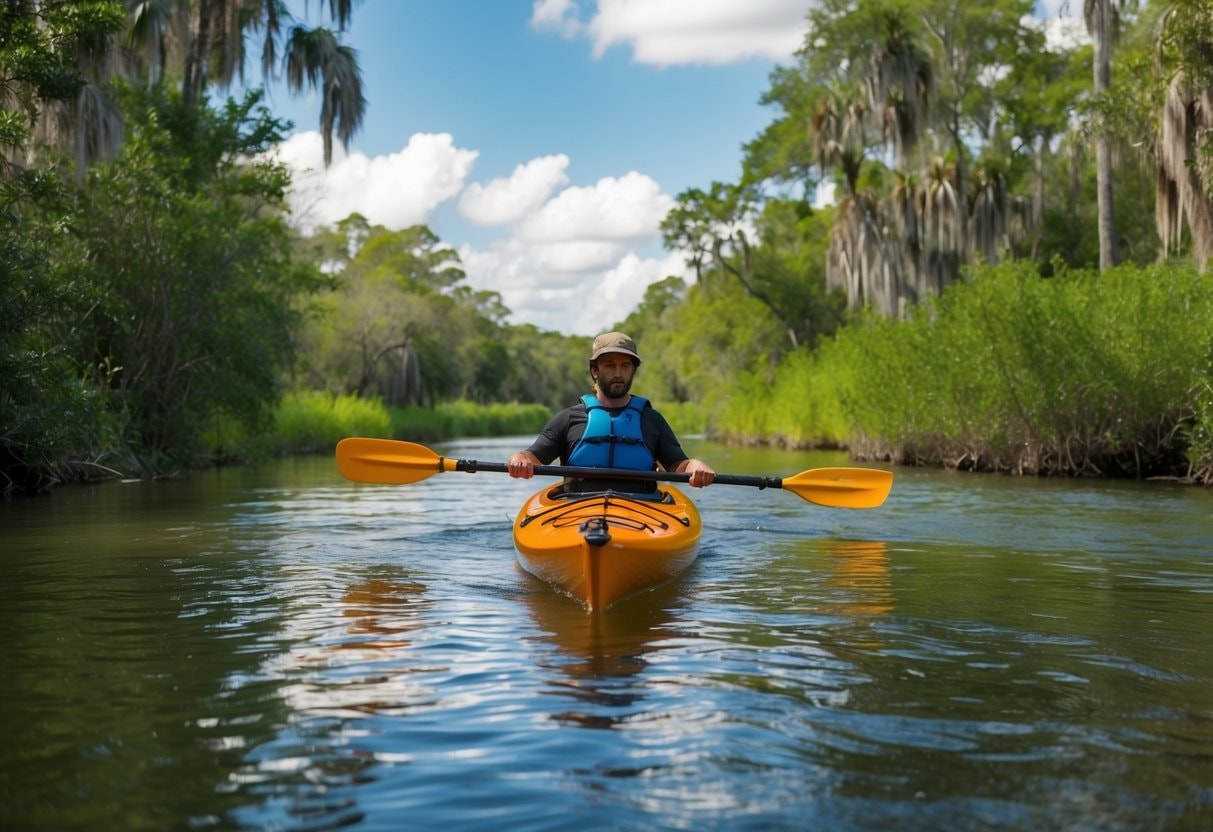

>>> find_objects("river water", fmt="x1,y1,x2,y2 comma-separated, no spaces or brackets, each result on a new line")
2,436,1211,831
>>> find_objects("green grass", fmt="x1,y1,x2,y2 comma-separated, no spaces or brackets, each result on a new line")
256,394,552,454
387,400,551,441
268,390,393,454
246,393,706,458
715,261,1213,481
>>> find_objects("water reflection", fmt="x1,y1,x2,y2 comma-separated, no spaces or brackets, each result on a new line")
338,576,430,653
225,569,436,829
6,448,1213,831
818,539,894,618
766,537,894,622
524,571,688,728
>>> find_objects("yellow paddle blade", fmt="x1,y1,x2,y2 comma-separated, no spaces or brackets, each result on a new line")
335,437,456,484
781,467,893,508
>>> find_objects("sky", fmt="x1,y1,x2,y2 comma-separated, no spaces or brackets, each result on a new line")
258,1,1085,337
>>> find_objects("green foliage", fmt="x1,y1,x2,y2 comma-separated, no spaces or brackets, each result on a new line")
716,350,850,448
388,401,551,443
496,325,591,409
1157,0,1213,91
1,168,94,493
734,261,1213,480
58,85,323,472
219,393,553,456
0,1,125,116
621,278,789,414
263,391,392,455
660,186,841,351
656,401,710,438
0,1,127,493
297,220,596,411
1184,378,1213,482
298,221,479,403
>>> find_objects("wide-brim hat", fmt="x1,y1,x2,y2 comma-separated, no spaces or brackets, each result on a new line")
589,331,641,365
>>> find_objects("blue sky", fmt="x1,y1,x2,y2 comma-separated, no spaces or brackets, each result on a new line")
259,1,1082,337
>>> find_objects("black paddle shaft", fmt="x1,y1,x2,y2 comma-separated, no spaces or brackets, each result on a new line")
450,458,783,490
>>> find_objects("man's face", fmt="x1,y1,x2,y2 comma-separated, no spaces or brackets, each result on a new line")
592,354,635,399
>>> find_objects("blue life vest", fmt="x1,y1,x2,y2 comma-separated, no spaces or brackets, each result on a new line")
566,394,656,471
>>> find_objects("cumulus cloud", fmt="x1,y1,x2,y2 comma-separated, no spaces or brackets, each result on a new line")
518,171,674,243
460,241,692,335
457,154,571,226
277,131,478,232
586,0,808,66
275,131,691,336
530,0,583,37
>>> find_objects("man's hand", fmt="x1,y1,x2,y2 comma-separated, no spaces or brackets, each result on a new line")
678,458,716,488
507,451,539,479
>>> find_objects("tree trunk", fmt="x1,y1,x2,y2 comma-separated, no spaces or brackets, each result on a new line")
1092,0,1120,271
183,0,214,106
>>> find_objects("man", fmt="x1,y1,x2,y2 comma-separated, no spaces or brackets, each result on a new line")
506,331,716,493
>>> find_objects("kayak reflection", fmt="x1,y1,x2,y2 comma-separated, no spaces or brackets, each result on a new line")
522,567,690,728
524,568,688,678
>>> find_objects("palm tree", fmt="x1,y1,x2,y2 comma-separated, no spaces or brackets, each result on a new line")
866,7,933,171
1155,0,1213,270
811,88,905,314
284,23,365,166
1084,0,1138,271
4,0,127,175
810,88,869,196
922,157,959,295
127,0,365,166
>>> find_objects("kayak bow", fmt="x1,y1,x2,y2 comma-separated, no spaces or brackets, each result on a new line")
513,485,701,611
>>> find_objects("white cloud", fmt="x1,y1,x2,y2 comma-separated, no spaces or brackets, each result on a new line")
1029,1,1089,50
276,131,691,336
457,154,571,226
588,250,690,330
586,0,809,66
531,239,629,272
519,171,674,242
530,0,583,37
1041,15,1089,51
460,240,692,336
277,131,478,232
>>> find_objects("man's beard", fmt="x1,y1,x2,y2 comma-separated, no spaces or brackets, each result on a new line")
597,376,632,399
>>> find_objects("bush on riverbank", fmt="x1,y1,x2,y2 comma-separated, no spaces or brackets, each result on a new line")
717,261,1213,483
228,392,554,456
387,399,551,442
242,392,708,457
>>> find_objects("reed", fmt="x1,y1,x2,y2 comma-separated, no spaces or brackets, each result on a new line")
388,401,551,441
271,391,393,454
715,352,850,448
720,261,1213,481
658,401,710,438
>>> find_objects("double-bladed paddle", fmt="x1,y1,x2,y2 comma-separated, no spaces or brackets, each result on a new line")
335,437,893,509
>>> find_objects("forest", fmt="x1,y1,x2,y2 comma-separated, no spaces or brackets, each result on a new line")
3,0,1212,496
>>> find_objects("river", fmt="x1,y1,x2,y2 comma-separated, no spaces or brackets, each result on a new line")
2,436,1211,830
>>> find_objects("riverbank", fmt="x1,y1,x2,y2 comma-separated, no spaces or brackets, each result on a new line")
9,260,1213,498
713,262,1213,487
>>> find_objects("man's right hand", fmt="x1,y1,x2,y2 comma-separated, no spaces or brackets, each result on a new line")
507,452,538,479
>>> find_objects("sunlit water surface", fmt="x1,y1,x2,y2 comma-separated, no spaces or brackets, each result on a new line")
2,437,1211,831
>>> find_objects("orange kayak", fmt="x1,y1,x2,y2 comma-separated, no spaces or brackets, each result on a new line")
513,485,701,611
